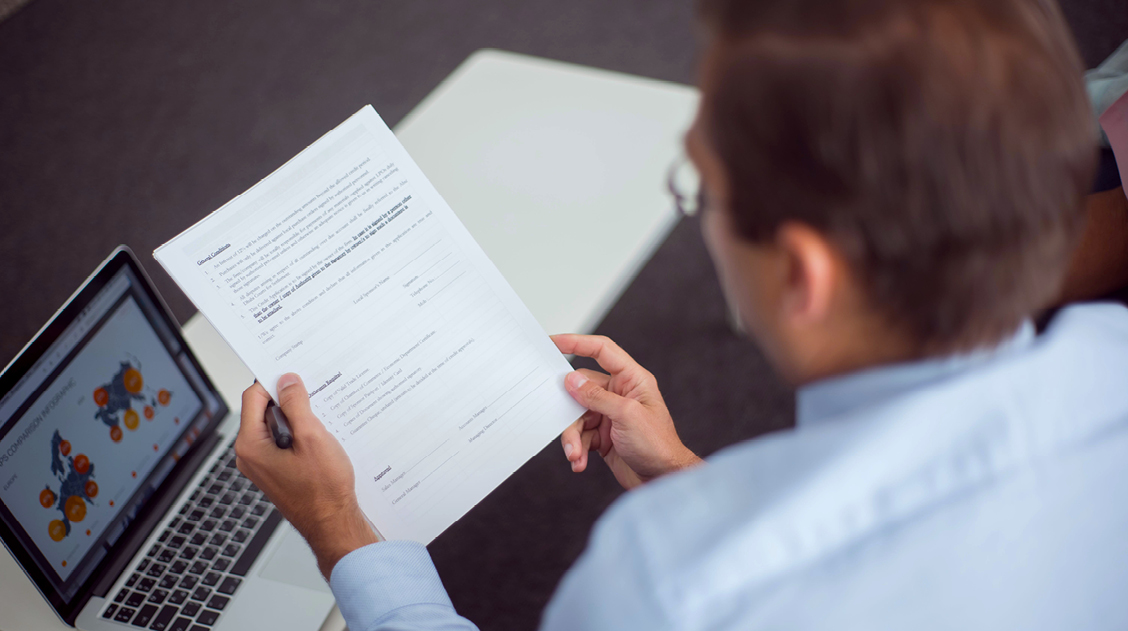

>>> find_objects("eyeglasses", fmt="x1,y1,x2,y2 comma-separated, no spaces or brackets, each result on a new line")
666,156,706,217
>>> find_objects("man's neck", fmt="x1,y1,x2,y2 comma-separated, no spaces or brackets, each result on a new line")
788,317,922,386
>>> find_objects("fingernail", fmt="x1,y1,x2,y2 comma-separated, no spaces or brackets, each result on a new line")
571,460,579,472
277,373,301,392
566,371,589,391
564,443,574,458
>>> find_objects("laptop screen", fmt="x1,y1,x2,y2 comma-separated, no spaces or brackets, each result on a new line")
0,251,224,609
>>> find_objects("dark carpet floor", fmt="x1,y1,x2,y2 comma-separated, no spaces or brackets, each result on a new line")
1,1,1125,629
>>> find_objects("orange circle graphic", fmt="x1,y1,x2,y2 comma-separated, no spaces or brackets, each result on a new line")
86,529,91,536
158,389,171,406
110,425,123,442
74,454,90,475
123,409,140,430
123,368,143,394
59,440,71,457
48,520,66,542
40,489,55,508
65,496,86,522
93,387,109,407
143,406,154,420
84,480,99,498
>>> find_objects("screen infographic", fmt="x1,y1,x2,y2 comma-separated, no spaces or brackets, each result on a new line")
0,295,203,581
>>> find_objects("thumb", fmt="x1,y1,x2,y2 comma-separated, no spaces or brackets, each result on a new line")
276,373,317,432
565,371,634,420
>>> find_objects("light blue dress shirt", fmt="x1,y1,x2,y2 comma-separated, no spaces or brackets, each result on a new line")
330,302,1128,630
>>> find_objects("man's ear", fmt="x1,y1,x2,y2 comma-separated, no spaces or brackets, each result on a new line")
775,222,839,325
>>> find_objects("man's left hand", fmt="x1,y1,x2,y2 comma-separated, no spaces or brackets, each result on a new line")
235,374,378,579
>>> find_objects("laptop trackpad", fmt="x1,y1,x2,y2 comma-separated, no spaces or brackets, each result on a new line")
258,526,331,594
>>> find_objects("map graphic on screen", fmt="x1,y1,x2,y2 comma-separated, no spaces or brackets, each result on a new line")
40,430,98,547
92,360,175,443
0,294,203,581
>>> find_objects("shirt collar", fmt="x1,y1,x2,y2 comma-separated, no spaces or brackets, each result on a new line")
795,320,1036,427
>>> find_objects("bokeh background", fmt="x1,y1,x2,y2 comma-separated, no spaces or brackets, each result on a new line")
1,1,1125,628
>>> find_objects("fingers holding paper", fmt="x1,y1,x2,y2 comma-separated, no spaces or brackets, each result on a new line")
551,334,702,490
560,370,609,474
239,381,273,444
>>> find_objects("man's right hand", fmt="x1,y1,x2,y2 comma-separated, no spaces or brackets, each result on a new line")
552,334,701,489
235,375,379,579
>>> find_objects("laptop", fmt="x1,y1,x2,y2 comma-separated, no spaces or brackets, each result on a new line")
0,247,335,630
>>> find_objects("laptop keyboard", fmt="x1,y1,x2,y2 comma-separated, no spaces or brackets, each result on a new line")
100,445,283,630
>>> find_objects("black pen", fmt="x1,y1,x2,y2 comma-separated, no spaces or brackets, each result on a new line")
266,400,294,449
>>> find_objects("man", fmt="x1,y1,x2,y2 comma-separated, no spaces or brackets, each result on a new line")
234,0,1128,628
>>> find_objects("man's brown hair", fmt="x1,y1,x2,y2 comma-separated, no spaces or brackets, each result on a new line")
697,0,1096,351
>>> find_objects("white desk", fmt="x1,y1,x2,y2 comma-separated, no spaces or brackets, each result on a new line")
0,49,696,630
396,49,697,335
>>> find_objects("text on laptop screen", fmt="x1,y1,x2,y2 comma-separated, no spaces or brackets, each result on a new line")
0,266,217,600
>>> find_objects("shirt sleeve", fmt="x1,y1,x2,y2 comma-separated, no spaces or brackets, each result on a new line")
328,541,479,631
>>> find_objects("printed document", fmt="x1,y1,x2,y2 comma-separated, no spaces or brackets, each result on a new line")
155,106,585,544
